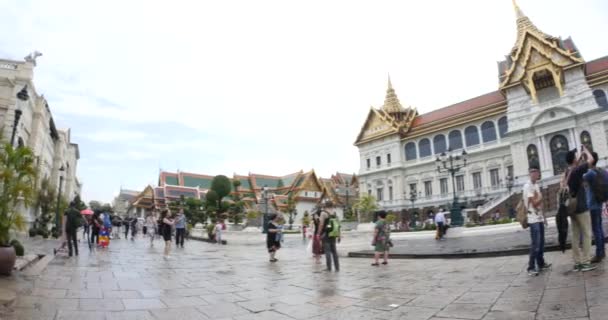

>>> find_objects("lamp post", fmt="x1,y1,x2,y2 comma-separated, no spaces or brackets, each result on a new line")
55,165,65,232
505,174,515,219
11,86,29,146
435,148,468,226
404,189,418,228
262,186,269,234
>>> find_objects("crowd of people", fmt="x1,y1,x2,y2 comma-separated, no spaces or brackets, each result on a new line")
523,145,605,276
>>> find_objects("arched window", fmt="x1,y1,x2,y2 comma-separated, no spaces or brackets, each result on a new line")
594,90,608,109
419,138,431,158
498,116,508,138
580,131,593,151
527,144,540,170
433,134,446,154
448,130,463,150
481,121,497,143
405,142,417,160
465,126,480,147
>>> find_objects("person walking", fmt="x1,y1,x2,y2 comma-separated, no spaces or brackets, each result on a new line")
583,151,606,263
312,212,323,263
372,211,391,266
213,219,223,245
90,211,102,246
318,210,340,272
82,216,90,242
64,200,80,257
523,166,551,276
124,216,131,239
435,208,446,240
175,209,186,248
130,216,138,240
566,146,597,272
160,210,175,259
145,213,157,247
267,214,282,262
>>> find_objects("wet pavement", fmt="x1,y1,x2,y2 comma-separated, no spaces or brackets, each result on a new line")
0,234,606,320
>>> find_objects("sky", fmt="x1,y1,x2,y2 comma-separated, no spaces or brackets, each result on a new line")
1,0,607,203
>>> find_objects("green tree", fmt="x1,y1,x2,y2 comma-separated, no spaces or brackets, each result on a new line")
33,177,55,231
183,197,206,225
211,175,231,212
101,203,113,213
352,194,378,223
205,190,219,222
0,143,37,245
88,200,102,211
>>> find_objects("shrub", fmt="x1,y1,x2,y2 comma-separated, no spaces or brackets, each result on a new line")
424,223,436,231
10,239,24,256
386,214,396,224
36,228,46,236
28,228,37,237
42,230,49,238
51,230,60,239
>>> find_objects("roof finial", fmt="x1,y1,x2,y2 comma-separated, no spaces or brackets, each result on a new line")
382,75,404,114
387,73,393,90
512,0,525,19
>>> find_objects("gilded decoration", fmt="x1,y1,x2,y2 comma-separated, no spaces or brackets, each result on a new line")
354,77,418,146
500,1,583,102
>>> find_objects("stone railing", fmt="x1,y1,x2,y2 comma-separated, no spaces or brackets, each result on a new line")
0,63,18,70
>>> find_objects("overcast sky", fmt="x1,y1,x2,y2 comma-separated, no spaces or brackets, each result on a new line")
1,0,607,203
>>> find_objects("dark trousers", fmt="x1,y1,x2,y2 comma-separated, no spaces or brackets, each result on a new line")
323,237,339,271
528,222,545,271
91,228,99,244
176,228,185,247
590,208,606,258
436,222,444,238
67,230,78,256
124,225,130,238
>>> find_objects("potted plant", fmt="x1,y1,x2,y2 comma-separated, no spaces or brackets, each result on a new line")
0,143,37,275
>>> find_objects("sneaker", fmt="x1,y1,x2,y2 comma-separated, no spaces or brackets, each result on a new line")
527,269,539,276
540,263,552,270
573,264,582,272
580,263,598,272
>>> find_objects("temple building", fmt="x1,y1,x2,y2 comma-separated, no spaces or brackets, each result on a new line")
355,2,608,221
0,53,81,225
125,170,358,223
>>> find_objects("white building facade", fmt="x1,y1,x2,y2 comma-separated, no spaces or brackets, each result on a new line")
0,54,81,223
355,4,608,219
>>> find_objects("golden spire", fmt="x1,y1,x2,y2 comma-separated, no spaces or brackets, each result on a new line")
511,0,552,52
512,0,524,19
382,74,404,114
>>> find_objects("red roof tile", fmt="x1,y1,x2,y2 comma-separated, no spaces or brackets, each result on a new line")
586,55,608,75
411,91,505,128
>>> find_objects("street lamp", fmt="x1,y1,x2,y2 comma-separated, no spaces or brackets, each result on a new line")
436,148,468,226
11,85,29,146
505,174,515,219
262,185,269,234
289,208,296,230
404,189,419,228
55,165,65,233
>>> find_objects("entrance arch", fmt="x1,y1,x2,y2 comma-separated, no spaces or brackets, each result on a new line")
550,135,569,175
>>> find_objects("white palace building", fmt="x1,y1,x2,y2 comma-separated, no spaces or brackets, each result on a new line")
355,3,608,221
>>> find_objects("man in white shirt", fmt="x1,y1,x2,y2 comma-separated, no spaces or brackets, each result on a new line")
434,208,446,240
522,166,551,276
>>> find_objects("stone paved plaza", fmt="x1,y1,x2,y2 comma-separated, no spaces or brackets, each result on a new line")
1,234,607,320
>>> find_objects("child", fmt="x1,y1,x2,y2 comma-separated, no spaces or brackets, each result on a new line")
214,220,223,244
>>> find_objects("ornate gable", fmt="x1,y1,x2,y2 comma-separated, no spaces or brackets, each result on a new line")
355,78,417,146
499,1,584,102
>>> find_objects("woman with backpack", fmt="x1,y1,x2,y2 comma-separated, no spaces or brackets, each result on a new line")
372,211,392,266
266,214,282,262
160,209,175,259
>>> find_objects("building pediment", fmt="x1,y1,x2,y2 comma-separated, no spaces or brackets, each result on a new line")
530,107,576,127
354,108,399,145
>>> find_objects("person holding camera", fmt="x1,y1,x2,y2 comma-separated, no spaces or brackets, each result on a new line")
371,211,392,266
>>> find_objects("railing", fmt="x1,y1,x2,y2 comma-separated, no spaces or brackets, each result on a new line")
0,63,18,70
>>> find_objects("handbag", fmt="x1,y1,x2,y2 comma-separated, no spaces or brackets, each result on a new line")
562,168,578,216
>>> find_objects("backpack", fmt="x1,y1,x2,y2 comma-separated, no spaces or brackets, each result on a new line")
65,208,81,232
326,217,341,238
515,198,528,229
591,168,608,203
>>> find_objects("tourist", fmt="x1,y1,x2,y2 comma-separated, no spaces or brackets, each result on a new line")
583,151,606,263
160,210,175,259
566,146,597,272
267,214,281,262
319,210,340,271
312,211,323,263
124,216,131,239
91,210,102,245
145,212,157,247
82,215,90,242
372,210,391,266
175,209,186,248
65,201,81,257
130,216,138,240
435,208,446,240
524,165,551,276
214,219,223,245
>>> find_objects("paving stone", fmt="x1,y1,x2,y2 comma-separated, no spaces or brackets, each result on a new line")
436,303,491,320
122,298,167,310
542,286,586,302
455,291,502,304
103,290,142,299
79,298,125,311
160,296,208,307
482,310,535,320
197,302,250,318
384,306,440,320
104,310,154,320
56,310,105,320
150,307,209,320
537,301,589,320
491,296,541,312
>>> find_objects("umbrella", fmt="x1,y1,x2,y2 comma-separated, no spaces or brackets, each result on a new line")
81,209,94,215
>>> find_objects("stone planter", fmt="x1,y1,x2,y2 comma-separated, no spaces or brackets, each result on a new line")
0,246,16,276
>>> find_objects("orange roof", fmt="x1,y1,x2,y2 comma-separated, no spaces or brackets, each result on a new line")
411,91,505,129
586,55,608,75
